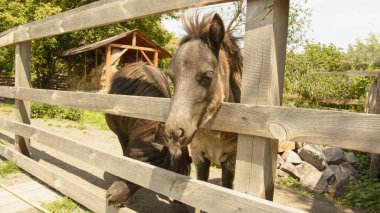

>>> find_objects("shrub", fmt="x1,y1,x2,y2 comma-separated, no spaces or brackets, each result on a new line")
31,103,83,122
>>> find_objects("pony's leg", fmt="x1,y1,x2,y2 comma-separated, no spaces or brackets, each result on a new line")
105,136,142,207
221,156,236,189
193,154,211,182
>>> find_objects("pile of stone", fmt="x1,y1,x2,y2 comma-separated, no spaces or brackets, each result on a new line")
276,143,358,196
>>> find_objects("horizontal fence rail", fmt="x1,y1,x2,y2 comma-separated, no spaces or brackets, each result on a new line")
0,142,136,213
0,0,233,47
0,118,304,213
0,86,379,154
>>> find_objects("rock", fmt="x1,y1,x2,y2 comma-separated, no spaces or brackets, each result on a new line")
277,154,284,169
278,141,296,153
295,142,305,149
340,161,359,178
281,150,302,164
328,165,351,197
298,161,328,194
276,169,290,178
323,147,345,165
298,144,327,170
280,162,300,179
343,152,357,164
322,165,335,184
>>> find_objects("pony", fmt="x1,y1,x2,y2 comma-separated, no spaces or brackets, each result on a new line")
105,12,242,208
105,63,191,207
161,13,242,189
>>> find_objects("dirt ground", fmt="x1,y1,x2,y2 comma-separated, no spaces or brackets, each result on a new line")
0,108,361,213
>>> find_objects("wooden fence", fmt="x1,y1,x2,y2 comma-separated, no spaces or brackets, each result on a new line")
0,75,68,90
0,76,15,86
0,0,379,212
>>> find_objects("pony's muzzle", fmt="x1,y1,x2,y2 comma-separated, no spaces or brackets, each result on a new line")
159,123,188,148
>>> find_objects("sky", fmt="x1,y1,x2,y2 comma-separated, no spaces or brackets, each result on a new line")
163,0,380,50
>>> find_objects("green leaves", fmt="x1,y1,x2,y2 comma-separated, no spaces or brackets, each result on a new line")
285,40,378,103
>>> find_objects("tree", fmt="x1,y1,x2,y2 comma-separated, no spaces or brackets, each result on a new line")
344,33,380,71
0,0,177,88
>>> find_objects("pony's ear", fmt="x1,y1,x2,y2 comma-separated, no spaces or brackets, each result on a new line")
208,13,225,56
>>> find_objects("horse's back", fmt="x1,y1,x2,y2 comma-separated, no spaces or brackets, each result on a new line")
109,62,171,98
105,62,171,151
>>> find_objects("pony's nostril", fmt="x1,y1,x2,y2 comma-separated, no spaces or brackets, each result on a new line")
176,128,184,138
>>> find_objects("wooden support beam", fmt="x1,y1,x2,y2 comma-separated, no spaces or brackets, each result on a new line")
370,74,380,178
67,56,73,88
140,50,154,66
84,52,87,76
154,51,159,67
234,0,289,200
95,48,98,68
0,118,304,213
132,32,137,46
0,86,380,154
14,41,32,157
110,47,128,65
110,43,158,52
105,45,112,90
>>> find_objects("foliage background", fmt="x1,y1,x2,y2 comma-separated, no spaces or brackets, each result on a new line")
0,0,177,88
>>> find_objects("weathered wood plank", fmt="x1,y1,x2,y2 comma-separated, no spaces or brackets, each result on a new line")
14,42,32,157
234,0,289,200
370,75,380,178
0,0,233,47
0,143,135,213
0,118,304,213
140,50,154,66
0,86,380,154
316,71,380,77
110,43,158,52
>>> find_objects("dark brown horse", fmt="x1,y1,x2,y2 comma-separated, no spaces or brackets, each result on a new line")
105,63,191,207
162,13,242,189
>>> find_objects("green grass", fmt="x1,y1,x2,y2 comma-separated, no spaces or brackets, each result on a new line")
1,102,109,130
42,197,89,213
80,110,109,130
0,160,20,178
0,103,14,114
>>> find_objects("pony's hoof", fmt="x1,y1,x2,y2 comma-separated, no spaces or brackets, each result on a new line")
106,181,130,207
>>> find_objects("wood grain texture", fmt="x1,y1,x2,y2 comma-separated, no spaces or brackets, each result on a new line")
316,71,380,77
370,75,380,178
105,44,112,90
14,42,32,157
0,86,380,154
0,0,232,47
140,50,154,66
234,0,289,200
0,143,135,213
0,118,304,213
110,43,158,52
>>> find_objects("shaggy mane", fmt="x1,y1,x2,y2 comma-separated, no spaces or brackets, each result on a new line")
180,12,243,103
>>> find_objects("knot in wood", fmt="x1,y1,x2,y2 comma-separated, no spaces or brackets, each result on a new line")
268,122,287,140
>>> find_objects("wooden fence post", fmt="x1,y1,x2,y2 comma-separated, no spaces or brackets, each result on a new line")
105,44,112,90
15,41,32,157
234,0,289,200
370,75,380,178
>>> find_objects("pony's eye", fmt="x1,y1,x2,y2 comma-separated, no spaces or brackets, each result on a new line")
197,71,214,86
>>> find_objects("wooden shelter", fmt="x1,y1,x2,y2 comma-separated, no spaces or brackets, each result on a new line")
60,29,172,91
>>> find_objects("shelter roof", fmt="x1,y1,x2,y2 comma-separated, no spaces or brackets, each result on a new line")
60,29,172,59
